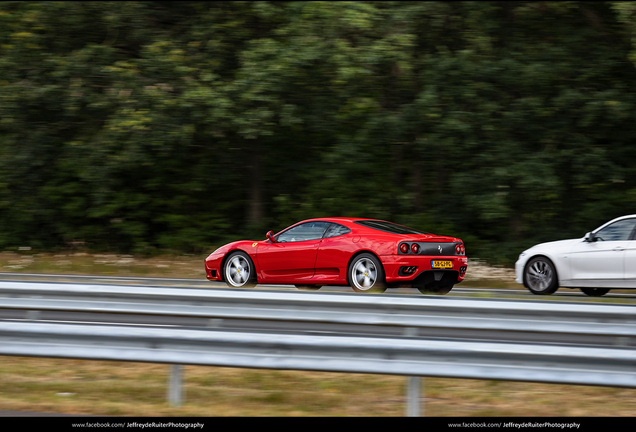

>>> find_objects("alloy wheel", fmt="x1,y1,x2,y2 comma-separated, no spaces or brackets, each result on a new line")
225,254,252,287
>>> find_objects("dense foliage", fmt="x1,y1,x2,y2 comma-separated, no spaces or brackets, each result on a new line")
1,1,636,264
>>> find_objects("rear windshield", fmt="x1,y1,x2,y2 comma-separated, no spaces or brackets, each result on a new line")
354,220,429,235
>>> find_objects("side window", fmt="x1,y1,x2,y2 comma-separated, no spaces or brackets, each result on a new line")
323,223,351,239
595,219,636,241
276,221,331,242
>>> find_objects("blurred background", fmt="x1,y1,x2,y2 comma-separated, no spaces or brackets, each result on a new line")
1,1,636,266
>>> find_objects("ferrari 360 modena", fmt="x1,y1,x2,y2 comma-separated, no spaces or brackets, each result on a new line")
205,217,467,294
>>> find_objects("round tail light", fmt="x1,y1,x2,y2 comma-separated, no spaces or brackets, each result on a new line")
400,243,409,254
411,243,419,254
461,244,465,254
455,244,461,254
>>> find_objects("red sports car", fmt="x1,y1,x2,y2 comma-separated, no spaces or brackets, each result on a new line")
204,217,467,294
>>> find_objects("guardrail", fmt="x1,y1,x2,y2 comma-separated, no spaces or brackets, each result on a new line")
1,280,636,416
0,272,213,287
1,281,635,345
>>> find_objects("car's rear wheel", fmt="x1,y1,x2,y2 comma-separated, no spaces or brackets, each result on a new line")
295,285,322,291
348,253,387,293
524,257,558,295
580,288,610,297
223,251,257,288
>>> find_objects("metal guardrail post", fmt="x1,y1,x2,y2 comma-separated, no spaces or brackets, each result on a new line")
26,294,42,321
407,376,420,417
168,364,182,407
404,326,421,417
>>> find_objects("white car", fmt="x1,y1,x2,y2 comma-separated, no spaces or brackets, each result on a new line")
515,215,636,296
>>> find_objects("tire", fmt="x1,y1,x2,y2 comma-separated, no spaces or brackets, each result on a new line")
580,288,610,297
223,251,257,288
524,256,559,295
348,253,387,293
417,284,454,295
295,285,322,291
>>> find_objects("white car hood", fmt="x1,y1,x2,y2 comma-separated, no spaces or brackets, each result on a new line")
522,238,581,255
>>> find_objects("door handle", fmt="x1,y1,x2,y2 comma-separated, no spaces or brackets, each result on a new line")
613,247,625,251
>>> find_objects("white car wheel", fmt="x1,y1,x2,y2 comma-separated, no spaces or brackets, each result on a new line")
524,257,558,295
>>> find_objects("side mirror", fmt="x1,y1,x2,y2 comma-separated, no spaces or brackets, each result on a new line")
584,232,596,242
266,231,276,243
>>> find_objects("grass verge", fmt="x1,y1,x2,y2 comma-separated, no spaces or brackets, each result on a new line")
2,357,636,417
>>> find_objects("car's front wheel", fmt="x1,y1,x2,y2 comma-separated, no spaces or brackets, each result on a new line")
580,288,610,297
524,257,559,295
223,251,257,288
348,253,387,293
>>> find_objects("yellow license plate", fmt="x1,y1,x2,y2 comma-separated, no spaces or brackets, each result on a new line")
431,260,453,269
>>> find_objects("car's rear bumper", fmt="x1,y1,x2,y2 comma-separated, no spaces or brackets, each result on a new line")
380,255,468,284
